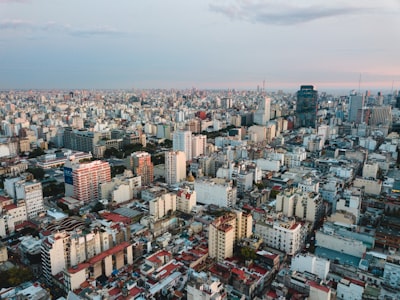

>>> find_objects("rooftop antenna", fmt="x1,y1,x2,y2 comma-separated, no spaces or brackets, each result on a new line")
358,73,362,95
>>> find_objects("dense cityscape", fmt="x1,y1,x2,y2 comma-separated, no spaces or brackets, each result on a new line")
0,86,399,299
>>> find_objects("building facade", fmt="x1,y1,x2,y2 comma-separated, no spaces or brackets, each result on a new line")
295,85,318,128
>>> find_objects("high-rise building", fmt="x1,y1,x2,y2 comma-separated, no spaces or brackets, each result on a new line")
5,177,44,219
208,210,253,261
165,151,186,185
348,94,365,123
173,130,192,161
369,106,392,127
191,134,207,158
295,85,318,128
253,97,271,125
15,180,44,219
128,151,154,186
64,157,111,203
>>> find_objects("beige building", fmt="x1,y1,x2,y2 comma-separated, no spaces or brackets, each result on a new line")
276,188,324,223
353,178,382,195
362,162,379,179
309,281,332,300
149,192,177,220
0,242,7,263
176,187,196,214
208,211,253,262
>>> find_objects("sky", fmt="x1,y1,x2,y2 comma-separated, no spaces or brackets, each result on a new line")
0,0,400,92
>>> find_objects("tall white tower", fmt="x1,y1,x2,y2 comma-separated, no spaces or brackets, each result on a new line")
253,97,271,125
173,130,192,161
165,151,186,185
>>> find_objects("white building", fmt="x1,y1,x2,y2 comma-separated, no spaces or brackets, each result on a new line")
15,180,44,219
255,218,302,255
298,177,319,193
381,256,400,298
248,125,267,143
173,130,192,161
253,97,271,125
165,151,186,185
256,158,281,172
0,200,27,237
187,273,226,300
362,162,379,179
291,253,330,280
194,178,237,207
315,226,366,258
192,134,207,158
41,231,68,283
336,278,364,300
284,147,307,168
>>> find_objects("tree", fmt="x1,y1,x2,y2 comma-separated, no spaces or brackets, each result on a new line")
91,201,105,213
27,167,45,180
43,182,65,197
111,165,126,178
0,267,33,288
240,246,256,261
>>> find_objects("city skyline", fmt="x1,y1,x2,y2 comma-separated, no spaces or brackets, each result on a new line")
0,0,399,91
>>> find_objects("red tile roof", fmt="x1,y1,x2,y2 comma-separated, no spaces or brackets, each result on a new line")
309,280,330,293
88,241,131,264
68,263,90,274
3,204,17,210
100,212,131,225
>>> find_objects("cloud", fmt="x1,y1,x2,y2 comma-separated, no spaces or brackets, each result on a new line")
69,25,125,38
0,19,33,30
209,0,377,25
0,19,126,37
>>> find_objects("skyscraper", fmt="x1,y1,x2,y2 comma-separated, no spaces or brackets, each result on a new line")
295,85,318,128
129,151,154,186
165,151,186,185
253,97,271,125
348,94,365,123
173,130,192,161
191,134,207,158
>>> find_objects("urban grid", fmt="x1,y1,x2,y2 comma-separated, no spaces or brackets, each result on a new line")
1,1,400,300
0,87,399,300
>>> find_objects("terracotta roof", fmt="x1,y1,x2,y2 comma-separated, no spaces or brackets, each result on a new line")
88,241,131,264
309,280,330,293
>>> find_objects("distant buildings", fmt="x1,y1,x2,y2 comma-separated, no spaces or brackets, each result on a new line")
253,97,271,125
348,94,364,123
